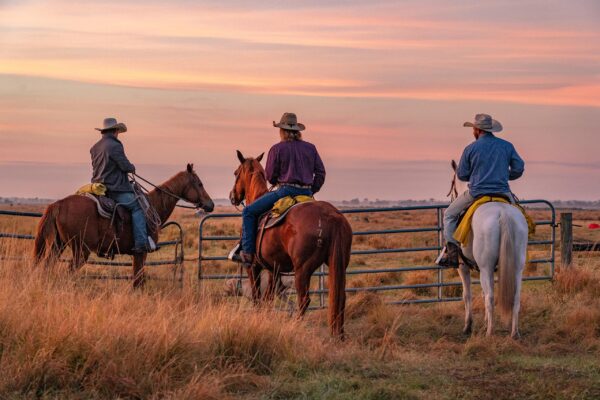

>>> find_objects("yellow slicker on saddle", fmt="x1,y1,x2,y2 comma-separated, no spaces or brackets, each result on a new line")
454,195,536,246
271,195,314,217
76,183,107,196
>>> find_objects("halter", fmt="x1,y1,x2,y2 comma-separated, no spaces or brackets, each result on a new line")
132,173,205,209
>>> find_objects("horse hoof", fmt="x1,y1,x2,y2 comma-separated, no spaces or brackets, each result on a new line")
462,326,472,336
511,332,521,340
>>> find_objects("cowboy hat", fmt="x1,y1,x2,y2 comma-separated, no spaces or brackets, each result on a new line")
463,113,502,133
273,112,305,131
95,117,127,133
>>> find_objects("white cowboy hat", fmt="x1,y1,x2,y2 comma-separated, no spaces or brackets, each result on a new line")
95,117,127,133
463,113,502,133
273,112,305,131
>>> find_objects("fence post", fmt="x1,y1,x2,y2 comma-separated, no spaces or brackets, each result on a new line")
560,213,573,269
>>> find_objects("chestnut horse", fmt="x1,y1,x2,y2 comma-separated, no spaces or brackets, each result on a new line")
229,152,353,338
33,164,214,287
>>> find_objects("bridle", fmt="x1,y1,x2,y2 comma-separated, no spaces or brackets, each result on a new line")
231,164,268,211
132,173,206,210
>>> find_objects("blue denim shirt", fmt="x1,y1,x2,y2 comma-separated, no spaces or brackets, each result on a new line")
457,133,524,197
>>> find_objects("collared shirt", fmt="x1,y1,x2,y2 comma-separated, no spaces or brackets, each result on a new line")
457,133,524,198
265,140,326,193
90,134,136,192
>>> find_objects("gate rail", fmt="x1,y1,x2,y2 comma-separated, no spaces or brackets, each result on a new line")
198,200,556,306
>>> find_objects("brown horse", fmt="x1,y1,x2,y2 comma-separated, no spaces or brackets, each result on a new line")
33,164,214,287
229,151,353,338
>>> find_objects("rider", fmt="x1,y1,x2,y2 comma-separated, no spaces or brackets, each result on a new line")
236,112,326,267
436,113,525,268
90,117,150,254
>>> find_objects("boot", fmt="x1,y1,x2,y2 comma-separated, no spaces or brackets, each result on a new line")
436,242,460,268
239,251,255,268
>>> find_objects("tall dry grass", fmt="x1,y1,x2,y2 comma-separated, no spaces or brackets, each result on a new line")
0,257,334,399
1,205,600,398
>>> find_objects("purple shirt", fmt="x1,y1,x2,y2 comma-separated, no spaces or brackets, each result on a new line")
265,140,326,193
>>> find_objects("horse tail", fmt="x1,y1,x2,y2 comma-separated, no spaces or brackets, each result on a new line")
33,203,60,264
327,217,352,338
497,211,518,323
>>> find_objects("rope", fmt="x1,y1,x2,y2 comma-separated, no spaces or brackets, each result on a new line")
131,180,162,232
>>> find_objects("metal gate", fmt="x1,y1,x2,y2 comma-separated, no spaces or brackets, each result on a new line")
0,209,185,283
197,200,556,307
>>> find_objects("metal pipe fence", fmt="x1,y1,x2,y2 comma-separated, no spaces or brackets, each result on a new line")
197,200,556,307
0,209,185,283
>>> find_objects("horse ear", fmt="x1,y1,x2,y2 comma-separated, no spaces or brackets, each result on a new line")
236,150,245,164
451,160,457,171
187,163,193,173
256,153,264,163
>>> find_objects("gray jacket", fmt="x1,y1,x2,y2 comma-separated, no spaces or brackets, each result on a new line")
90,134,135,192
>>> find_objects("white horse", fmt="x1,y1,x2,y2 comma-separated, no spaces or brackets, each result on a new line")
448,160,528,338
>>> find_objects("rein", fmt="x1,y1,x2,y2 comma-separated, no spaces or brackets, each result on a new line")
132,173,201,209
447,174,458,201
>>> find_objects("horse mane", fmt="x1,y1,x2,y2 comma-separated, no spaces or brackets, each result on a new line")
242,158,268,202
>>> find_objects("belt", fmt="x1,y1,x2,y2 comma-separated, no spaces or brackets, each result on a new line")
279,183,312,189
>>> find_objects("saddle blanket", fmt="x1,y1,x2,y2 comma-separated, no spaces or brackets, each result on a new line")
271,195,314,217
454,195,535,246
79,193,114,219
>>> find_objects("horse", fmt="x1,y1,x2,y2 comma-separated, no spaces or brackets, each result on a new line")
448,160,528,338
229,151,353,338
33,164,214,288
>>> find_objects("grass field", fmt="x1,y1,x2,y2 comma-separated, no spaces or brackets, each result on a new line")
0,203,599,399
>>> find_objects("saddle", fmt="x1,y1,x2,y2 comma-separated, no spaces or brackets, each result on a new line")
254,195,314,268
454,194,535,271
263,195,314,229
455,194,534,246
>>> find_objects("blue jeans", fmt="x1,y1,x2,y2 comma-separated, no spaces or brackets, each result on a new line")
109,191,148,249
241,186,312,254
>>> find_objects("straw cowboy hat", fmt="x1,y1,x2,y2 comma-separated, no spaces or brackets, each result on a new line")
463,113,502,133
95,117,127,133
273,112,305,131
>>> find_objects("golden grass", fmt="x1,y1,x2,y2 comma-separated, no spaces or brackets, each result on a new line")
0,205,600,398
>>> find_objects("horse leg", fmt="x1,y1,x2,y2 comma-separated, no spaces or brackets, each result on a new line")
457,263,473,335
511,265,524,339
262,271,277,304
246,264,262,305
479,266,495,336
69,239,89,272
294,267,312,317
132,253,146,289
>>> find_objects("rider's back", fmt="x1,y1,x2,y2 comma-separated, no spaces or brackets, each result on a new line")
90,135,135,192
457,133,524,198
266,140,325,191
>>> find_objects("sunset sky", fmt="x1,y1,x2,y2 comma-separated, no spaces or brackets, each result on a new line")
1,0,599,200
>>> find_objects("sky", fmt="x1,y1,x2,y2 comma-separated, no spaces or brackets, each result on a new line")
0,0,599,201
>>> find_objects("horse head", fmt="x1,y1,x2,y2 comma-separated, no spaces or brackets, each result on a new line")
179,163,214,212
229,150,265,206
